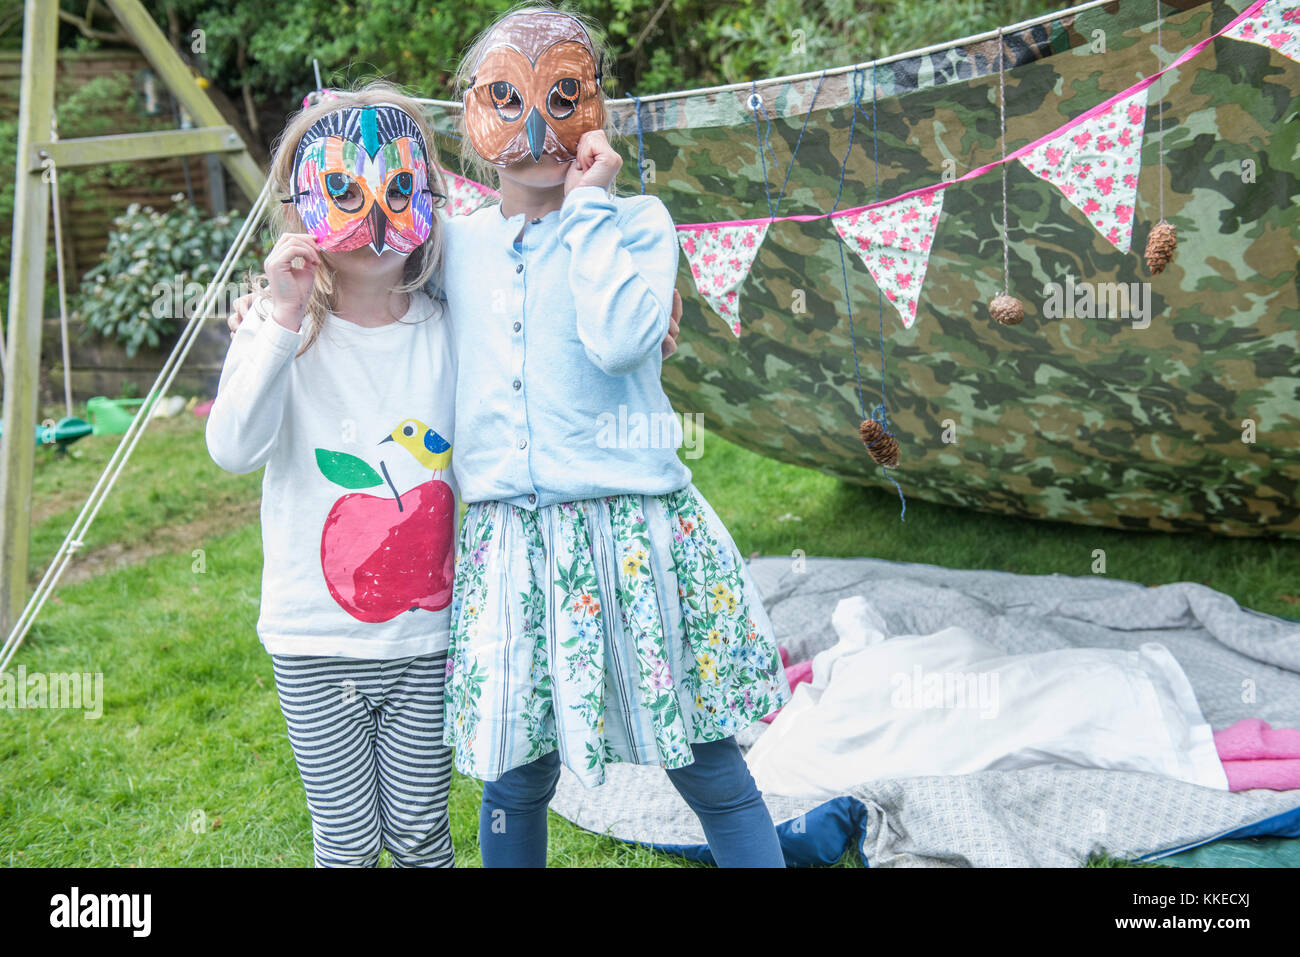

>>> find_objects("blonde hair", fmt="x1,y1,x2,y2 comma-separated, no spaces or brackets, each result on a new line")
257,80,447,354
452,2,619,190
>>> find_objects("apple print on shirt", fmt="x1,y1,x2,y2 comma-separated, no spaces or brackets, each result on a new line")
314,420,454,624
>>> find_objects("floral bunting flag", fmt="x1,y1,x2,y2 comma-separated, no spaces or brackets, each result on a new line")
678,224,769,336
1225,0,1300,64
442,172,500,218
833,190,945,330
1019,88,1148,253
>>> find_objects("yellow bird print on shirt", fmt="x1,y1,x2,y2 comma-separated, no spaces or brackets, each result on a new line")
381,418,452,477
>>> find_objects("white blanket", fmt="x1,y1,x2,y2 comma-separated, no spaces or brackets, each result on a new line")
744,596,1229,797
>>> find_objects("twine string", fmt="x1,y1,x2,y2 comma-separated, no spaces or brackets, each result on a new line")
870,63,894,441
869,64,905,518
998,27,1010,294
772,71,826,217
1156,0,1166,222
633,94,647,195
835,65,906,519
834,68,868,423
750,81,775,219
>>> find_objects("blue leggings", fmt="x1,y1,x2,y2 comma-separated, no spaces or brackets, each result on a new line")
479,737,786,867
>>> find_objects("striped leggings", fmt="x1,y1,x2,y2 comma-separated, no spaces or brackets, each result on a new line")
271,652,454,868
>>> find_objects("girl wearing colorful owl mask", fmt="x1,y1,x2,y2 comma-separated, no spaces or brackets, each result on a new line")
207,83,461,867
438,5,789,868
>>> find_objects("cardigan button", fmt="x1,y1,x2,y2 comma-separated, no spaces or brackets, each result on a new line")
528,493,537,505
512,321,522,333
518,438,528,450
513,379,521,391
515,263,524,274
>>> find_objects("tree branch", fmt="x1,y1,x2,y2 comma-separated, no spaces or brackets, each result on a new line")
58,3,130,44
631,0,674,55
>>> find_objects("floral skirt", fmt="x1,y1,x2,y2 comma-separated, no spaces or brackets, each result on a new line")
443,484,790,788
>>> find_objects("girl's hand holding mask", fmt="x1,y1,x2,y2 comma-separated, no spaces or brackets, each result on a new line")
264,233,321,332
564,129,623,194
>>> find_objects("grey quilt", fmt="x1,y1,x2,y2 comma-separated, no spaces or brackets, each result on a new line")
550,556,1300,867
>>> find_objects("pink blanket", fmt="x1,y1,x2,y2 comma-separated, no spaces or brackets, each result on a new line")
1214,719,1300,792
761,647,814,723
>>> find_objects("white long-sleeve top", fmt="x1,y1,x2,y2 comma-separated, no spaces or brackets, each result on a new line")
205,291,458,658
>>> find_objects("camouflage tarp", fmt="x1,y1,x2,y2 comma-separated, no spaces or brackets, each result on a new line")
423,0,1300,538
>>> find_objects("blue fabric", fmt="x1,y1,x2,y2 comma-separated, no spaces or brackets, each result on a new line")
650,797,1300,868
650,797,1300,869
479,737,786,867
1138,803,1300,863
434,186,691,510
649,795,871,867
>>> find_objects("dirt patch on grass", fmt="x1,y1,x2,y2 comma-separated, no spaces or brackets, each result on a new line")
40,498,260,587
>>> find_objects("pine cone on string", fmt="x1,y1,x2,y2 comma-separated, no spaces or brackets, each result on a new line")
1145,220,1178,274
858,418,900,468
988,293,1025,326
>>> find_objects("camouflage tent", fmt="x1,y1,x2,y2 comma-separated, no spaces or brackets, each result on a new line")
424,0,1300,538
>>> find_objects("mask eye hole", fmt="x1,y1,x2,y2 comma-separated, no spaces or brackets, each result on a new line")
386,171,413,213
323,171,364,213
402,424,416,437
547,78,579,120
489,80,523,121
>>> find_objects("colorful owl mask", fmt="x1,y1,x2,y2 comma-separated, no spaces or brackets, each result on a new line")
289,104,436,256
464,12,605,166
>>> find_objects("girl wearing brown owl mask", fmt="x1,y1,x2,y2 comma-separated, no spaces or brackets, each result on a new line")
436,4,790,868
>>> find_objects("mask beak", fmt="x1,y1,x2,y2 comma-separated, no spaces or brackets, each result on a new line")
379,435,394,445
525,107,547,162
368,203,387,254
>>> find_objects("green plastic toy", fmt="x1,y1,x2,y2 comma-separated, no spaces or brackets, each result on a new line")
0,416,94,452
86,396,150,436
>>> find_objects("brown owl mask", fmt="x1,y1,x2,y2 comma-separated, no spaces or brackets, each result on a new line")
464,11,605,166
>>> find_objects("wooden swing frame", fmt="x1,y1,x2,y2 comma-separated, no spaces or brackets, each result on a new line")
0,0,267,634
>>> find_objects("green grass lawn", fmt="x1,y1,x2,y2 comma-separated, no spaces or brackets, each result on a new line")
2,407,1296,867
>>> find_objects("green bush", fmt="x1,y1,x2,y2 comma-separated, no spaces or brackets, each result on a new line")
75,198,265,357
0,73,186,338
54,74,179,217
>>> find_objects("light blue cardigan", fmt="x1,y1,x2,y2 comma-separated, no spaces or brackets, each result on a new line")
432,185,693,509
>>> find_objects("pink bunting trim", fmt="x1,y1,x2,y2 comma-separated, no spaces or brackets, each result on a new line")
673,0,1269,233
1225,0,1300,64
1020,88,1147,253
834,190,944,329
678,224,769,336
443,172,500,218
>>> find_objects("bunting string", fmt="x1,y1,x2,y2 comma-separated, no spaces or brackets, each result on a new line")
673,0,1269,234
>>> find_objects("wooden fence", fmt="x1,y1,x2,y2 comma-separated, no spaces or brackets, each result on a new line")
0,49,218,289
39,317,230,406
3,50,237,404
